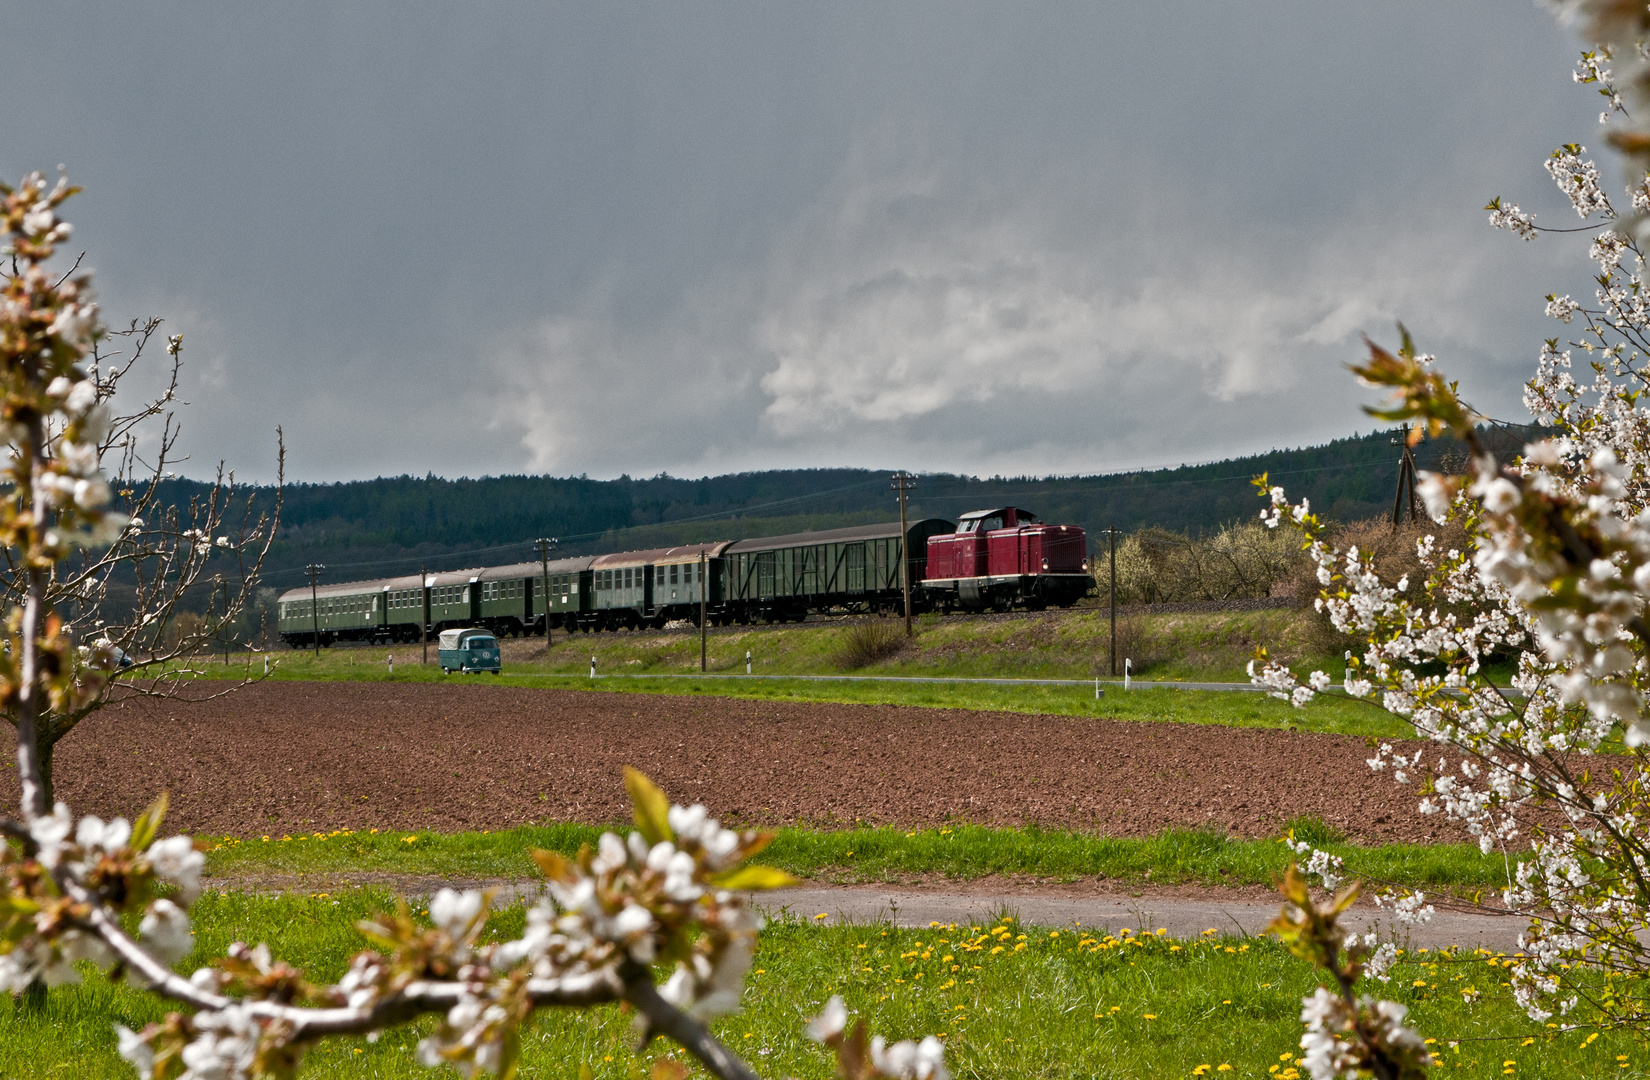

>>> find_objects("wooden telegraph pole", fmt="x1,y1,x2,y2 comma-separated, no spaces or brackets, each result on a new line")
891,472,916,636
1104,528,1119,676
1391,423,1421,527
305,563,325,658
700,550,708,672
536,537,558,645
420,563,430,665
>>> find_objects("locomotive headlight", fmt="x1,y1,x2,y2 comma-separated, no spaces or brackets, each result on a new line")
1041,557,1049,570
1082,559,1089,572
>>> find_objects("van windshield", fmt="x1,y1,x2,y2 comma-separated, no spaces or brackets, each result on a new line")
466,637,496,649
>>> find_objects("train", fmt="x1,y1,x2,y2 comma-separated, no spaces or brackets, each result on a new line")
275,507,1091,647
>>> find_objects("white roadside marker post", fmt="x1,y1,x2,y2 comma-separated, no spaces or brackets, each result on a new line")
1124,658,1131,691
590,655,596,679
746,650,752,675
388,653,393,675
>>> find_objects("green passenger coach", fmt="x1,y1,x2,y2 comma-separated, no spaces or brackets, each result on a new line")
277,581,384,648
475,556,596,636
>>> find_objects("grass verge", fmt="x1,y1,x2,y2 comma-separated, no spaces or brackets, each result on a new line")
202,822,1517,895
0,889,1631,1079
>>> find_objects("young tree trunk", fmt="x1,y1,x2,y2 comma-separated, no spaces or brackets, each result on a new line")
37,730,54,811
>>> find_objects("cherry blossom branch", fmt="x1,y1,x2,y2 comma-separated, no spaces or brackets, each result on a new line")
622,961,765,1080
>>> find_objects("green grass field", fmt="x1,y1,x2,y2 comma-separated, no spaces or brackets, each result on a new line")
207,657,1410,738
201,821,1517,897
3,889,1636,1079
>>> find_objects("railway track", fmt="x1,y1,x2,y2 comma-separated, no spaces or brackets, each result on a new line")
271,595,1292,649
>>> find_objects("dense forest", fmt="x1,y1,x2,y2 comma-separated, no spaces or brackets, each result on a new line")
155,425,1531,593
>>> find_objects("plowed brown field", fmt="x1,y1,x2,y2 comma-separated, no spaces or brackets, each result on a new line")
1,681,1454,842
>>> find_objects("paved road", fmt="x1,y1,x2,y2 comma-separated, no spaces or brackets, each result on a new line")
317,877,1522,950
756,886,1526,951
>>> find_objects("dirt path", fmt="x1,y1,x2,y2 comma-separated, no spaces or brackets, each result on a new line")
4,680,1455,844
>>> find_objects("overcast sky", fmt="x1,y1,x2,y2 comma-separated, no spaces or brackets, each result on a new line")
0,2,1610,483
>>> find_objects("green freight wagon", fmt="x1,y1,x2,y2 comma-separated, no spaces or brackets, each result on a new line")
720,519,952,623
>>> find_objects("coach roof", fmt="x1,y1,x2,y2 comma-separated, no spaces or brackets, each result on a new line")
723,519,953,554
589,541,733,570
478,557,595,580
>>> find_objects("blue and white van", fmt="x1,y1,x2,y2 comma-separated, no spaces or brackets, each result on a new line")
437,628,501,674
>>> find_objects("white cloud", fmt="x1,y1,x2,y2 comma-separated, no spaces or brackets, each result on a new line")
486,130,1526,478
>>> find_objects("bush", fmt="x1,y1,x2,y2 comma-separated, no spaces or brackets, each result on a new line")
835,618,909,670
1095,521,1306,605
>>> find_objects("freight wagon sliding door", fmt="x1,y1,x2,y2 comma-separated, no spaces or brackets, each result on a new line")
845,543,865,593
756,552,775,598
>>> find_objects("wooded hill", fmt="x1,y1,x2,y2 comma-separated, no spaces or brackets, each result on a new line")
158,425,1529,592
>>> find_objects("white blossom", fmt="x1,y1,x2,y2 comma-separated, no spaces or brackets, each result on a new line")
149,834,205,903
115,1024,156,1080
139,899,194,967
807,995,849,1042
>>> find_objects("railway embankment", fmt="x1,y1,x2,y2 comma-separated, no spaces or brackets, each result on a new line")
254,601,1342,686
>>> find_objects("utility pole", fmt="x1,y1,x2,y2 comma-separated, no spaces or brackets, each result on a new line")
700,550,708,672
305,563,325,658
420,563,430,666
1391,423,1421,527
1103,528,1119,676
891,472,916,637
536,537,558,646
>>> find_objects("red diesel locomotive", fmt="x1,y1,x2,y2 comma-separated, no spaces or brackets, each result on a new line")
921,507,1091,612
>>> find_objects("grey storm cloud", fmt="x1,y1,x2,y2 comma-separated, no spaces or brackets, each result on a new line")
0,1,1607,482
